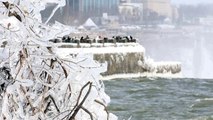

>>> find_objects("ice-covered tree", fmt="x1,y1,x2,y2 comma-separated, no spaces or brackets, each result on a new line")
0,0,117,119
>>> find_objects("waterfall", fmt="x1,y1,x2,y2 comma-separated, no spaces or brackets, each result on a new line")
137,27,213,79
193,35,204,78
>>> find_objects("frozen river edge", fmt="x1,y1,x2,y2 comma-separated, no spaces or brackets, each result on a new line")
56,43,182,80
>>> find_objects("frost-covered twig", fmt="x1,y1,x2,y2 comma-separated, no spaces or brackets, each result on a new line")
66,81,93,119
81,106,94,120
44,0,66,24
95,99,110,120
44,95,60,113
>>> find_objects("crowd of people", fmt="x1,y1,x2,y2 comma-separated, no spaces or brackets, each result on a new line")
49,35,137,44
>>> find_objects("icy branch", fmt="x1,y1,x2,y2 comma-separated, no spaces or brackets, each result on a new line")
0,0,117,120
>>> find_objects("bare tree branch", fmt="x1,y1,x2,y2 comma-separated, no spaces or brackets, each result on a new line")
95,100,110,120
81,106,94,120
44,95,60,113
68,82,92,120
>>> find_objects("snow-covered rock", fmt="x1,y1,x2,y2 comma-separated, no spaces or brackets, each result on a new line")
56,44,181,80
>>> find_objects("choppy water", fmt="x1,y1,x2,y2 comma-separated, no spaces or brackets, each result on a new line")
104,78,213,120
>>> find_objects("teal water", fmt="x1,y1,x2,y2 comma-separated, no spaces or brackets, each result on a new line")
104,78,213,120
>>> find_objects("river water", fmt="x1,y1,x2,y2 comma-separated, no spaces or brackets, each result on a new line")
105,78,213,120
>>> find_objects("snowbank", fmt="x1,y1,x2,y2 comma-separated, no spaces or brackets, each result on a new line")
55,43,144,55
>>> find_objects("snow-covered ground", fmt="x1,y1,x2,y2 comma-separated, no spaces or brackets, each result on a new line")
55,43,145,55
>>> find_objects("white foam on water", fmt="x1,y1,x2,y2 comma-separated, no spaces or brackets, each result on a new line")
100,72,182,81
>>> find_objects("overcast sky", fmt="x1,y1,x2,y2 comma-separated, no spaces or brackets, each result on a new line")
171,0,213,5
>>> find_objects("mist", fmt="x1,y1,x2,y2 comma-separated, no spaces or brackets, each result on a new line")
137,26,213,79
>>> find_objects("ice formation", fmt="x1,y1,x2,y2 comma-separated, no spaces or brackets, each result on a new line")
56,44,181,80
0,0,117,119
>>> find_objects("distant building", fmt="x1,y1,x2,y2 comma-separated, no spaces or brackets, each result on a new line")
101,13,119,26
171,5,179,23
199,17,213,26
63,0,120,24
119,2,143,23
145,0,172,17
68,0,80,16
130,0,174,23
